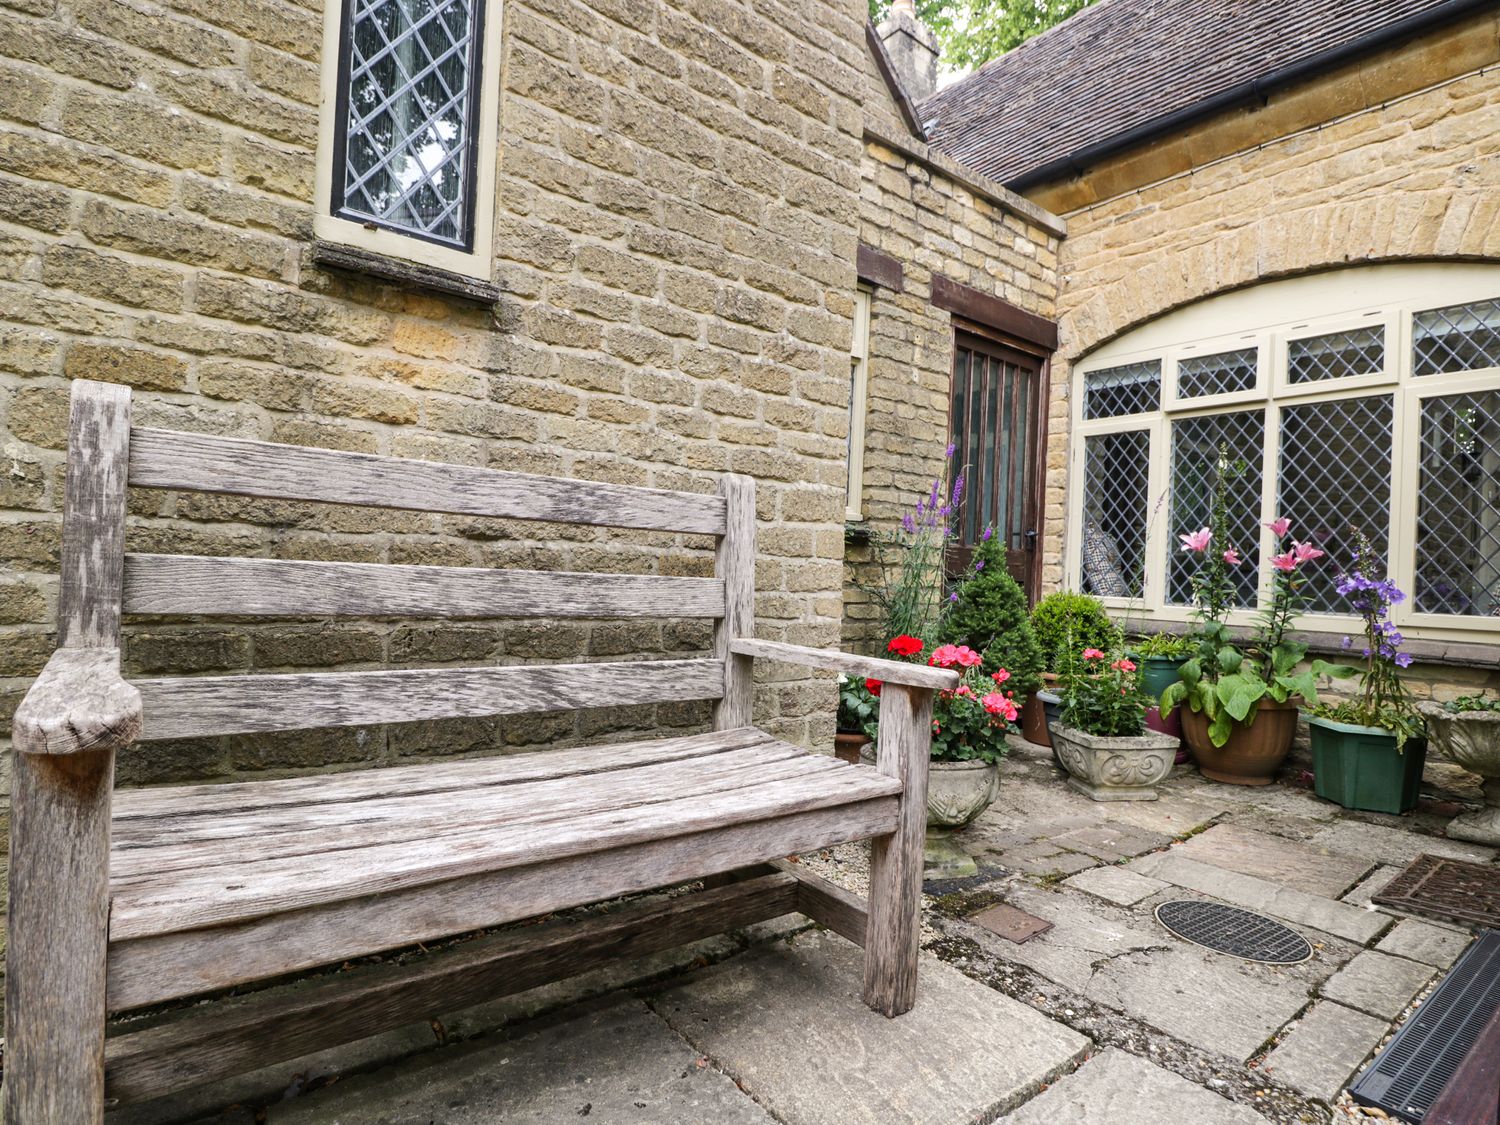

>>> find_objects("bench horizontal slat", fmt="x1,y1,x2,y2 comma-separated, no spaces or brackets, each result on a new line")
123,554,725,620
112,726,773,819
106,798,898,1010
127,428,727,535
107,754,901,940
132,658,725,741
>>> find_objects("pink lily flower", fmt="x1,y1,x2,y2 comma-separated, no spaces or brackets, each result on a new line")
1223,549,1242,566
1271,552,1297,572
1292,541,1325,563
1264,517,1291,538
1178,527,1212,553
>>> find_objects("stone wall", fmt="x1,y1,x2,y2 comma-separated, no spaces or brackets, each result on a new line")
1035,36,1500,699
0,0,874,802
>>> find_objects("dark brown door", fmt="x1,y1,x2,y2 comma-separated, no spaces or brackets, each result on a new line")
948,331,1045,600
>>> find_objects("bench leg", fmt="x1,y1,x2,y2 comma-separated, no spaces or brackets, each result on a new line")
4,748,114,1124
862,684,932,1018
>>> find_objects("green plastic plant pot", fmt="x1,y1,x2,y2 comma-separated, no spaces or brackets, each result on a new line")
1137,655,1188,702
1307,713,1428,815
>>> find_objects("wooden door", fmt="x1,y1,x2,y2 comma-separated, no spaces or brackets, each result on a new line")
948,331,1045,600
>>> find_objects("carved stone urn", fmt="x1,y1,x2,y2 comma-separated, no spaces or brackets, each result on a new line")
1052,725,1178,802
925,758,1002,828
1420,702,1500,845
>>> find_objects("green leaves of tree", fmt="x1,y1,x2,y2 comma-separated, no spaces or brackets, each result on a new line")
868,0,1098,72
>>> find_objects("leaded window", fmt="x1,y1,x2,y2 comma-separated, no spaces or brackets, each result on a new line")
1287,326,1384,384
1177,348,1256,399
1166,410,1265,608
1413,299,1500,377
333,0,485,249
1083,360,1160,420
1416,390,1500,616
1081,431,1150,599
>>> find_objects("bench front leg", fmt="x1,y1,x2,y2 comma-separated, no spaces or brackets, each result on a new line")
862,682,933,1018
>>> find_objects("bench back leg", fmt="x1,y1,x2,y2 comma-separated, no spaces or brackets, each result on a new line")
5,380,132,1123
712,474,755,731
861,683,932,1018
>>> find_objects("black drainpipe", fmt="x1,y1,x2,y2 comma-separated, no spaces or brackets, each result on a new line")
1003,0,1498,193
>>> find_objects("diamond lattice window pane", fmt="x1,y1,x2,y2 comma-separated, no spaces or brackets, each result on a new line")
1413,299,1500,376
1084,361,1160,420
1080,431,1151,598
1277,395,1393,613
1287,327,1385,384
1416,390,1500,616
1167,410,1266,607
337,0,479,247
1177,348,1257,400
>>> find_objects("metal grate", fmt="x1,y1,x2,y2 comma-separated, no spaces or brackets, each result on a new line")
1373,854,1500,929
338,0,479,247
1350,930,1499,1123
1288,326,1385,384
1084,360,1160,420
1414,298,1500,377
1154,900,1312,964
1167,410,1265,607
1277,395,1394,613
1415,390,1500,617
1177,348,1256,399
1080,430,1151,598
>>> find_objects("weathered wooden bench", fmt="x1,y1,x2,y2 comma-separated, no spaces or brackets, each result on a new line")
5,379,956,1121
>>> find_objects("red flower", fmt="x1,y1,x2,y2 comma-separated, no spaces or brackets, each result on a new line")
886,635,924,657
865,677,882,697
1082,647,1105,661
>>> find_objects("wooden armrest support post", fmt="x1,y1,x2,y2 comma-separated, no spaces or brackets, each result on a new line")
13,648,142,756
728,639,959,691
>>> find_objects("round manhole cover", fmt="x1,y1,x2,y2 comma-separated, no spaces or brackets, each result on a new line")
1154,900,1313,965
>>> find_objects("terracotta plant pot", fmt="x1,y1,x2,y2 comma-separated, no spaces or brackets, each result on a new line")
1021,691,1050,746
1180,697,1299,786
833,731,870,766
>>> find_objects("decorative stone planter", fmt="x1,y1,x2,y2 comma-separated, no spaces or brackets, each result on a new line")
1052,724,1178,802
1420,703,1500,844
1306,713,1428,815
859,748,1000,828
1181,698,1298,786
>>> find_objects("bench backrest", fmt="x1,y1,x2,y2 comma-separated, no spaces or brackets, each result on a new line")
56,380,755,744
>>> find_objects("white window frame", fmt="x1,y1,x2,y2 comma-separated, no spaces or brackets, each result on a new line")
313,0,504,280
846,286,873,522
1067,263,1500,644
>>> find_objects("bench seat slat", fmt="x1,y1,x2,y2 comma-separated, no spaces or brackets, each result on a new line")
132,658,725,741
108,744,836,873
123,554,725,620
111,726,772,819
127,428,727,535
106,739,901,941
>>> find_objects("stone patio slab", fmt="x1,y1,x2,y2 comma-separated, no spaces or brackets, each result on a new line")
1128,851,1390,944
997,1048,1265,1124
651,929,1090,1125
1173,823,1372,897
1341,864,1405,908
1050,823,1172,861
1063,864,1170,906
1319,950,1436,1020
1261,1001,1389,1101
266,998,774,1124
1310,821,1496,867
1375,919,1475,967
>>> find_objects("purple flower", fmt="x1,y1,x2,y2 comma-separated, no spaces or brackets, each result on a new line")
945,442,956,459
982,526,994,542
948,592,959,603
1394,652,1414,668
902,513,915,534
1340,635,1353,649
974,559,985,571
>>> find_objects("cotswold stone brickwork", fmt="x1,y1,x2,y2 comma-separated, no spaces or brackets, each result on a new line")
0,0,875,799
1041,57,1500,700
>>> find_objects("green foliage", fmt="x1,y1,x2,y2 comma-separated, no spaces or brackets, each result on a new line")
1029,591,1120,674
1445,694,1500,714
868,0,1097,72
937,534,1044,694
837,675,880,737
1059,652,1146,737
1130,631,1193,659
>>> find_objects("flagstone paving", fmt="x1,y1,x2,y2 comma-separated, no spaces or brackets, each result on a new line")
159,737,1495,1125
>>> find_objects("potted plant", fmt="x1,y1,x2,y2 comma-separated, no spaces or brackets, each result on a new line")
835,674,878,764
1160,454,1355,784
1420,694,1500,844
1053,649,1178,801
937,528,1044,736
1131,631,1193,751
1305,532,1428,813
1029,590,1120,747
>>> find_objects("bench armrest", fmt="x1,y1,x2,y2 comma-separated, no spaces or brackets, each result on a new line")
728,639,959,691
13,648,142,756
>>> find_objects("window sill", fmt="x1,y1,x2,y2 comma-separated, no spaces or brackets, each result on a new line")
1135,620,1500,670
309,241,500,305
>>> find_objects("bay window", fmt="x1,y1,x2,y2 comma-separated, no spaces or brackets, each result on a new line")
1068,264,1500,643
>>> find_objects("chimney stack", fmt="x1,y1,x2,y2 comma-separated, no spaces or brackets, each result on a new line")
877,1,939,104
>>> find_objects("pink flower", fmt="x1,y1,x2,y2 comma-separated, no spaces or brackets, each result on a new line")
1082,647,1105,661
1264,517,1291,538
928,644,960,668
1271,552,1297,572
1222,549,1241,567
1292,540,1325,563
1111,658,1137,673
956,685,976,699
991,668,1011,684
955,645,983,668
1179,528,1212,552
981,692,1019,721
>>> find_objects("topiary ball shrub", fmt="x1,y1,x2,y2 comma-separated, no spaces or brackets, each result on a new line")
1030,590,1121,675
938,533,1044,696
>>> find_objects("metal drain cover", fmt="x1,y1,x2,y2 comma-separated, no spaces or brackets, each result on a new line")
1154,900,1313,964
